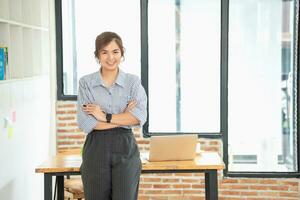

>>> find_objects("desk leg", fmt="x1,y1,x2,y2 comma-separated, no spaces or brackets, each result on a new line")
44,174,52,200
205,170,218,200
57,176,64,200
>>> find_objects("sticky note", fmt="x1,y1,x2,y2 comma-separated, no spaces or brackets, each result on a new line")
8,126,14,139
12,111,16,123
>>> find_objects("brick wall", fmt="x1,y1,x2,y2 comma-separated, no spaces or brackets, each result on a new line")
56,101,300,200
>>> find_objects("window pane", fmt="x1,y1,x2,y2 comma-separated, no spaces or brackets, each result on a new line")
62,0,141,95
228,0,298,172
148,0,220,133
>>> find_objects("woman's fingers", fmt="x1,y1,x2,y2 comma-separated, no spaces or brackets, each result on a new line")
83,104,97,112
125,100,137,112
128,101,137,109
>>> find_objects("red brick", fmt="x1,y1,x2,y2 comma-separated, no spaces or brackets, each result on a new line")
58,116,75,120
239,179,259,184
57,123,66,126
144,190,163,194
279,192,299,197
192,184,205,189
57,129,71,133
269,185,289,191
137,140,150,144
57,141,75,145
280,181,299,186
153,184,170,189
220,190,240,195
249,185,268,190
188,197,205,200
172,184,191,188
67,134,85,139
182,189,204,194
58,104,75,108
67,122,78,126
229,185,249,190
137,195,149,200
222,178,238,183
174,173,193,176
67,110,77,114
162,190,182,194
139,184,152,189
57,136,68,140
259,179,278,184
142,178,161,182
57,147,79,152
240,191,257,196
162,178,179,183
258,191,279,196
290,186,299,191
182,179,199,183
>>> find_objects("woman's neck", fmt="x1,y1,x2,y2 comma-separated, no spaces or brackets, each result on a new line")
100,67,119,87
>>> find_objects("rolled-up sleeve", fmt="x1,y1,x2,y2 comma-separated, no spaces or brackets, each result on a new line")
129,78,147,127
77,78,98,134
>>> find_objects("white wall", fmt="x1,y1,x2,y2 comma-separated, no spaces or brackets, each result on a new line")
0,76,51,199
0,0,56,199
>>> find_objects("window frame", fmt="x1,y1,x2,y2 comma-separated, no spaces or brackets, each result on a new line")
55,0,300,177
55,0,77,101
219,0,300,178
140,0,223,139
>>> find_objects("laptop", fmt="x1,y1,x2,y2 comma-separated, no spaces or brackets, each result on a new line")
146,134,198,162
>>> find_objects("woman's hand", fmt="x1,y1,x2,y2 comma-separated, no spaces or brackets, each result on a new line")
124,100,137,112
83,104,106,121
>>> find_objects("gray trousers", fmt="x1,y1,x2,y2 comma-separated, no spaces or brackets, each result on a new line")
80,128,141,200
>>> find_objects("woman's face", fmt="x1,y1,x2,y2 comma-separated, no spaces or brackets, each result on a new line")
98,40,122,71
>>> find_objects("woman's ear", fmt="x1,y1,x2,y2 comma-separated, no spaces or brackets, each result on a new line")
95,57,100,64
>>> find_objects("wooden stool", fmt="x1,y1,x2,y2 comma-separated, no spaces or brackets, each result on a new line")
64,177,84,200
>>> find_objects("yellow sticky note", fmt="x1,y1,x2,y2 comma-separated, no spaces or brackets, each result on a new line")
8,126,14,139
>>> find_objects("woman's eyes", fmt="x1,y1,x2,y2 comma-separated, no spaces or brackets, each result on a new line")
101,51,119,55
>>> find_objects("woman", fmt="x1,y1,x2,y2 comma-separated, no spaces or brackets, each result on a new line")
77,31,147,200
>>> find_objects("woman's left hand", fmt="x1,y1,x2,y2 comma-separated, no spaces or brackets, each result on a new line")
83,104,106,121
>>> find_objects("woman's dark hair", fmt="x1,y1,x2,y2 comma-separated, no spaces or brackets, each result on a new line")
94,32,124,59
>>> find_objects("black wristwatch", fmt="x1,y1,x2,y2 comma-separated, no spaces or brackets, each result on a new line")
106,113,112,123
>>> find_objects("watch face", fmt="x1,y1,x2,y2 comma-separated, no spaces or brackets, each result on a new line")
106,113,112,123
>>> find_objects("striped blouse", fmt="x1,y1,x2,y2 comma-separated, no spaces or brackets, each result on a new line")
77,69,147,134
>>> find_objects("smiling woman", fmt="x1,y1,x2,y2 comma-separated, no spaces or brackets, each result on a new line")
76,32,147,200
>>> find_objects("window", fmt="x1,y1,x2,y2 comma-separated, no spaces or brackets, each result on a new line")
56,0,141,99
227,0,298,173
57,0,299,176
141,0,299,176
146,0,221,134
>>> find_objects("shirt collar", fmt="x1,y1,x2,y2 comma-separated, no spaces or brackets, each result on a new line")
91,68,126,88
115,69,126,88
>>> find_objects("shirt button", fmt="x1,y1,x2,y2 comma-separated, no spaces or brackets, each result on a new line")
108,105,111,107
109,92,112,95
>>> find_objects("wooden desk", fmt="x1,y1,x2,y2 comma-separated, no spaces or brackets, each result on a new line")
35,152,224,200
